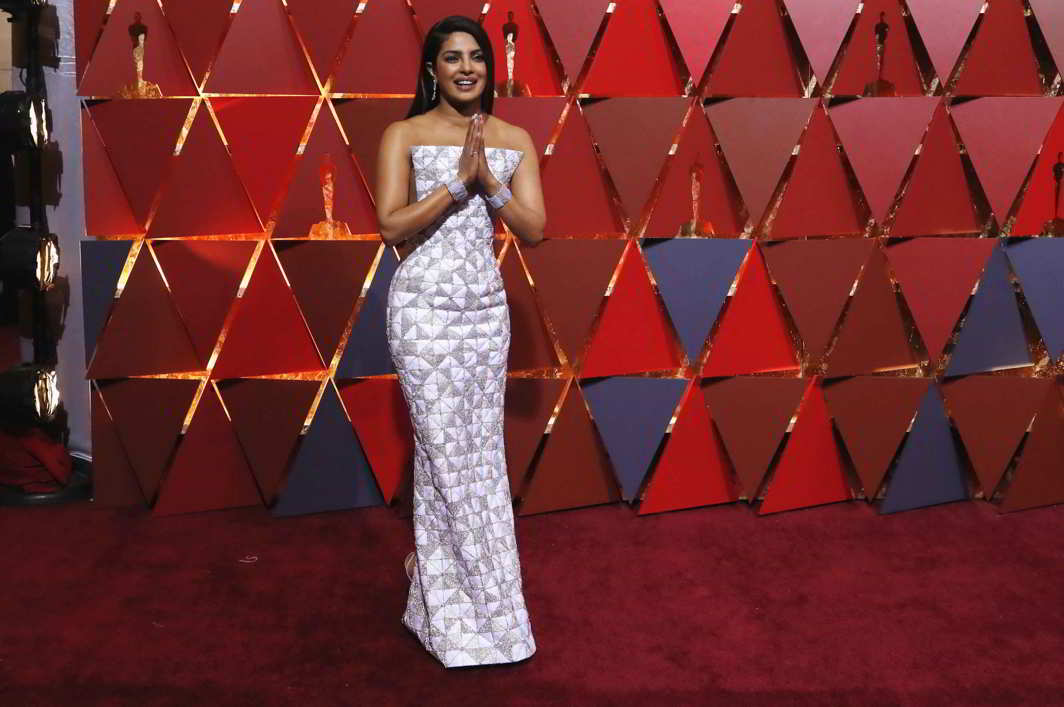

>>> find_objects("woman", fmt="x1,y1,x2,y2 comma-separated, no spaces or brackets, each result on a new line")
375,15,545,668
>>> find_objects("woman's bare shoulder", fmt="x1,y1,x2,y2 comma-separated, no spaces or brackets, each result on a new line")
381,117,416,146
486,114,531,151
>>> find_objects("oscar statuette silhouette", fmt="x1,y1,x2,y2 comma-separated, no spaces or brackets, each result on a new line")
496,11,530,97
309,153,352,239
118,12,163,98
865,12,896,97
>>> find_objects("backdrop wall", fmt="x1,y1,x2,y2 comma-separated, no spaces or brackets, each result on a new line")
76,0,1064,518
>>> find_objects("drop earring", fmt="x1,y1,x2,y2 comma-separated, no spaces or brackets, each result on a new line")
431,75,437,101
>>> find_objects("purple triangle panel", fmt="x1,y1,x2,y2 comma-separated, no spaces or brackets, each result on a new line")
81,241,133,365
880,386,968,514
336,249,398,377
945,245,1031,377
581,376,688,501
643,238,751,363
1006,238,1064,359
272,383,383,516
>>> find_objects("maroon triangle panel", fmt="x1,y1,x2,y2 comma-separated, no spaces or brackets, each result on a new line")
825,245,917,377
287,0,358,82
884,238,997,364
78,0,197,97
274,241,379,363
331,0,422,94
88,99,192,229
211,96,318,225
204,0,318,94
90,385,146,507
272,107,378,237
152,241,257,367
541,104,624,236
518,239,626,366
890,102,981,236
583,98,688,224
81,106,141,236
160,0,234,87
1000,383,1064,512
762,239,875,360
659,0,731,87
535,0,610,86
148,105,263,238
333,97,414,203
581,0,686,96
705,0,806,97
645,107,744,237
707,98,816,227
701,376,808,498
96,378,200,504
769,106,866,238
942,376,1052,497
518,381,621,515
87,246,203,378
211,245,325,379
153,385,264,515
218,378,320,505
504,378,566,497
500,247,559,371
823,376,931,498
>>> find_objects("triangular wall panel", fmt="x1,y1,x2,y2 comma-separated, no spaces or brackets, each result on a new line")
885,238,997,365
759,379,852,515
880,386,970,514
519,239,626,366
204,0,318,94
643,238,751,365
762,239,873,362
702,245,798,377
153,385,263,515
211,245,325,378
519,381,621,515
701,376,807,498
152,240,256,367
942,375,1050,496
337,378,414,504
581,243,682,376
582,0,685,96
824,376,930,498
218,378,320,505
79,0,197,97
581,376,688,501
638,384,738,515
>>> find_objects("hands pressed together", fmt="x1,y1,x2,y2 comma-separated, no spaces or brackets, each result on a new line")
456,113,501,196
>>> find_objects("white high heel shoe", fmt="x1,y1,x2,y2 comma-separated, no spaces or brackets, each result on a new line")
404,551,416,581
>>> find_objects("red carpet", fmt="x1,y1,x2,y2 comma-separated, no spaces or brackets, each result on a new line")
1,499,1061,705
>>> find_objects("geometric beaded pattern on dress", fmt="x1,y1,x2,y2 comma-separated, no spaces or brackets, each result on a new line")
386,144,537,668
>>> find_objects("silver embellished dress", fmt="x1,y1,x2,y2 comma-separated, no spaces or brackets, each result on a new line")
386,144,536,668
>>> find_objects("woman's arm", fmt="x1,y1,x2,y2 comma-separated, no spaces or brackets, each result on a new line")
375,121,471,247
484,127,545,245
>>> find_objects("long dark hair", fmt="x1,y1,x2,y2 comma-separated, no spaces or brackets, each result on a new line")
405,15,495,118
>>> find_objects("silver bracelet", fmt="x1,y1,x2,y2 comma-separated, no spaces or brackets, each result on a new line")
485,183,512,209
445,178,468,203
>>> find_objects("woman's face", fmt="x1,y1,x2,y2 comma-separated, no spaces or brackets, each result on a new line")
429,32,486,105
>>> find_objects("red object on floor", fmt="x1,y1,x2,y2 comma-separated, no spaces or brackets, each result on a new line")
0,501,1060,703
0,427,72,493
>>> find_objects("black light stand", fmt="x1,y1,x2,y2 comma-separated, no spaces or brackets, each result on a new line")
0,0,89,505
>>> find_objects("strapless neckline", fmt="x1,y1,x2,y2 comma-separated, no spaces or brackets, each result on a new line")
410,144,525,155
